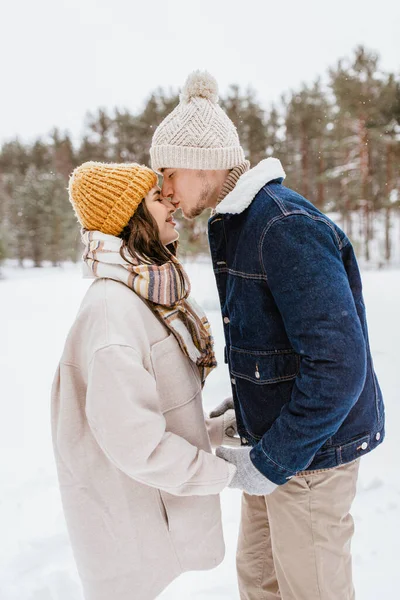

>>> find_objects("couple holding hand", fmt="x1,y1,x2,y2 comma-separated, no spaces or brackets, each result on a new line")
52,71,385,600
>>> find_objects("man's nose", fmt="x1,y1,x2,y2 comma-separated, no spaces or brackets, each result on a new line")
161,179,179,208
161,180,171,198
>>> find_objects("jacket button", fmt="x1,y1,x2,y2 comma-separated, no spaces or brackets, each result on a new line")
361,442,368,450
376,432,381,441
231,378,236,385
255,371,260,379
223,317,230,324
241,437,248,444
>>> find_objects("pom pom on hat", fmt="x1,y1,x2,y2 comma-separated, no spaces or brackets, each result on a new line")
180,70,219,104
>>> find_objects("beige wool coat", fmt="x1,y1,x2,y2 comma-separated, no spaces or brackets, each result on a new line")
51,277,235,600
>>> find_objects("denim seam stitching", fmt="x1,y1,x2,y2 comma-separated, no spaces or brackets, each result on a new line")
259,213,344,277
262,185,289,215
214,267,267,281
263,185,345,250
259,214,289,276
231,346,295,356
231,370,298,385
371,370,381,423
310,215,343,249
259,444,297,475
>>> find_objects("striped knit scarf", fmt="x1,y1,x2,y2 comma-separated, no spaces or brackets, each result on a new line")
82,230,217,385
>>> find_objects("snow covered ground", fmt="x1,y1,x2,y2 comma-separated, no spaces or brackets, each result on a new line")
0,260,399,600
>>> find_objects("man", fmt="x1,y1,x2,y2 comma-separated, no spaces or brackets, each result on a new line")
150,71,385,600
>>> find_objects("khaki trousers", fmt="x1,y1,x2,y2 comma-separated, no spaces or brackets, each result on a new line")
237,459,360,600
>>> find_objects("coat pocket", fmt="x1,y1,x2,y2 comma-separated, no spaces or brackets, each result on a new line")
230,347,300,439
150,334,201,413
230,347,300,385
157,490,170,531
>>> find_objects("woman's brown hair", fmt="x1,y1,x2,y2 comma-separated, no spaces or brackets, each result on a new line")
118,200,185,287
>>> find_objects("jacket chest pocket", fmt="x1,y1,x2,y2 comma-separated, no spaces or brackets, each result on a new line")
230,347,300,384
150,334,201,413
230,347,300,439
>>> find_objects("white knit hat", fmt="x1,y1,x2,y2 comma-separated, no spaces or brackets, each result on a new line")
150,71,246,172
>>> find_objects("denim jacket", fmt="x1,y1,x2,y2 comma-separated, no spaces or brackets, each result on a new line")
208,158,385,485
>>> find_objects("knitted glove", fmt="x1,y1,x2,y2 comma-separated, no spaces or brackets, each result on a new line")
221,409,241,446
205,409,241,448
216,447,278,496
209,397,235,418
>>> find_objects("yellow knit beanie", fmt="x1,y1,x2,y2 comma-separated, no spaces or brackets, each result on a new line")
68,161,158,236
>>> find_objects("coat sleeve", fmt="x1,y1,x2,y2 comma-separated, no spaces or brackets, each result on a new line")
250,214,367,485
85,344,234,496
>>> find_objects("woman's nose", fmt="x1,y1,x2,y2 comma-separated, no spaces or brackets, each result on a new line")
170,197,180,208
164,196,179,209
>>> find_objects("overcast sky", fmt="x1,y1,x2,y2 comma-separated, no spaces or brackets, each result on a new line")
1,0,399,145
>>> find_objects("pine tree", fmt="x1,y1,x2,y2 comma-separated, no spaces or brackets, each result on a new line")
11,167,47,266
0,46,399,266
221,85,268,164
113,108,141,162
0,139,31,175
330,46,390,260
79,109,113,163
50,129,76,178
0,229,6,266
283,79,331,208
221,85,248,147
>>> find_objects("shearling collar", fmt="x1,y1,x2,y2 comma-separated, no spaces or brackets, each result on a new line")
215,157,286,215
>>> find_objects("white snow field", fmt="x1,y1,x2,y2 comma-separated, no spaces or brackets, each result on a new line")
0,260,399,600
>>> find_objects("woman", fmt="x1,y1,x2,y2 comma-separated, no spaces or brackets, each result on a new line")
51,161,239,600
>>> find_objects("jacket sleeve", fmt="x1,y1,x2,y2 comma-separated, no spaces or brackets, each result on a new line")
86,344,234,496
250,214,367,485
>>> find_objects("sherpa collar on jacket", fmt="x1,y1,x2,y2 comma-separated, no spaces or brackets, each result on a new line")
215,157,286,215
